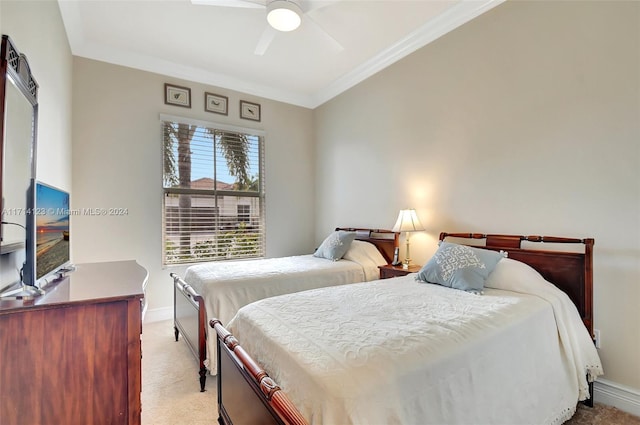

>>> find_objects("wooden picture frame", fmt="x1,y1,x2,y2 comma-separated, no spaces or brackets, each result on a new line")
205,92,228,115
165,83,191,108
240,100,261,122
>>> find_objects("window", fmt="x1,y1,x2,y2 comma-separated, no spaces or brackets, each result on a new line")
237,204,250,224
162,115,265,265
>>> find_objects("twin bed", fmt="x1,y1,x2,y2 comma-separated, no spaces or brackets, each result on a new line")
208,232,602,425
170,227,399,391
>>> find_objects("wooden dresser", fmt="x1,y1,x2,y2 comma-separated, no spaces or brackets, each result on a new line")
0,260,148,425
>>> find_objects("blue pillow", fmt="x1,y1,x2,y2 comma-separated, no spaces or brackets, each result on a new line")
416,242,505,294
313,231,357,261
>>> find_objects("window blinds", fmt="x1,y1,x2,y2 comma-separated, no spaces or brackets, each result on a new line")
162,119,265,265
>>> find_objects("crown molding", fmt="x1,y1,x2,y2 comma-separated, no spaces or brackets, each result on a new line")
58,0,504,110
311,0,505,108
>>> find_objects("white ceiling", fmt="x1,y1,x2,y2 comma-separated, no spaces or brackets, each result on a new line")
58,0,504,108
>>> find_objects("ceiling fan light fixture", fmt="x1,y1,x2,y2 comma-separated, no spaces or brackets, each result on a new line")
267,0,302,32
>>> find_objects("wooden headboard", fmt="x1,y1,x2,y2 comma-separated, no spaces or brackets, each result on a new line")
335,227,399,264
439,232,594,337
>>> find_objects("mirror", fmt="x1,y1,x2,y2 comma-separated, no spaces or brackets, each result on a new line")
2,67,34,245
0,35,38,250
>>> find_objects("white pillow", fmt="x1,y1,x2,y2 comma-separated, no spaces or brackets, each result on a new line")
343,240,387,267
484,257,548,292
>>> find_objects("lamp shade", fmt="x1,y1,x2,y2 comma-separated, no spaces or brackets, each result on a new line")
392,209,424,233
267,0,302,32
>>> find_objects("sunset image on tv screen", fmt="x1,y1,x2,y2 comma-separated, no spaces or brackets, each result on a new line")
35,183,70,280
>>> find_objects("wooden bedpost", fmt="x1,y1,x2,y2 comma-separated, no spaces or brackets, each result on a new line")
583,238,594,337
211,319,309,425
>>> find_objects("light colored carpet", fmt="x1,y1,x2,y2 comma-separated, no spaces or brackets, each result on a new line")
142,319,216,425
142,319,639,425
566,402,640,425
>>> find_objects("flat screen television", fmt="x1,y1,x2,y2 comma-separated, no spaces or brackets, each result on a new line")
23,180,71,288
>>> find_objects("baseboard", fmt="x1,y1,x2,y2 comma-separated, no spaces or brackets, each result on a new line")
143,306,173,324
594,378,640,417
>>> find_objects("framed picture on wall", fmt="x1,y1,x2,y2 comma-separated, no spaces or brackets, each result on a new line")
205,92,228,115
164,83,191,108
240,100,261,122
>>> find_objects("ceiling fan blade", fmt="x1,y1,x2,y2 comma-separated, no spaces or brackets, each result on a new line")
303,13,343,53
303,0,340,14
190,0,265,9
254,26,278,55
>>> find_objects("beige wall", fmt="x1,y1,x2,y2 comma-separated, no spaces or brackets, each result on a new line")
315,1,639,390
71,58,316,312
0,0,73,189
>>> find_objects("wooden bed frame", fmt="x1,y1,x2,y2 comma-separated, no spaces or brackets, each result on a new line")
170,227,399,392
210,232,595,425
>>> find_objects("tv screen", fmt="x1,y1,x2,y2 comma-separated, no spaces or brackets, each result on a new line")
33,181,70,284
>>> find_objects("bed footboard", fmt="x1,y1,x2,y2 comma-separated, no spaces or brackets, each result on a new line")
171,272,208,392
211,319,308,425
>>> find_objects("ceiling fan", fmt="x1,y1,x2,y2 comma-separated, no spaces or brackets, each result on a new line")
191,0,343,55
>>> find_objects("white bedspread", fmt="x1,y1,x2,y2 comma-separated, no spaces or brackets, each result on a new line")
228,258,603,425
185,254,380,373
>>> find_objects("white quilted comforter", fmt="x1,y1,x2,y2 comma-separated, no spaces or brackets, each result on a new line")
185,254,382,373
228,258,603,425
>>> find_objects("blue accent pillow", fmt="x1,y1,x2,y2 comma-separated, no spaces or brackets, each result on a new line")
416,242,506,294
313,231,357,261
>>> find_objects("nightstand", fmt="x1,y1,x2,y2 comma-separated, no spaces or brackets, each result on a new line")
378,264,422,279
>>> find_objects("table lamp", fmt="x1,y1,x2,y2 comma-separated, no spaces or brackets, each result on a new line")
392,209,424,269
